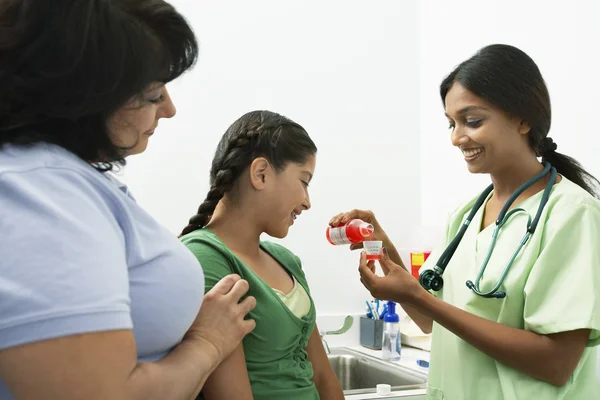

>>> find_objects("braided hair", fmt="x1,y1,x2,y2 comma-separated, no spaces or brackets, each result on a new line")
440,44,599,197
180,110,317,236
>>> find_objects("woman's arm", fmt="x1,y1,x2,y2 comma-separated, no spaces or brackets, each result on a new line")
416,289,589,386
306,325,344,400
0,275,256,400
0,331,219,400
200,345,254,400
359,252,589,386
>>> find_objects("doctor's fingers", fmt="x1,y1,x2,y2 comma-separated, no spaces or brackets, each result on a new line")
358,251,371,271
366,259,376,273
359,253,378,287
359,276,374,294
378,254,395,275
329,209,376,226
349,242,364,251
359,271,375,293
359,267,384,299
328,213,345,226
341,209,376,225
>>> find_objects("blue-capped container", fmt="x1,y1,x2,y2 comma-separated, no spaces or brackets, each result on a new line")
381,301,401,360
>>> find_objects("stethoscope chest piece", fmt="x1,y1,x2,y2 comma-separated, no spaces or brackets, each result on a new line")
419,267,444,292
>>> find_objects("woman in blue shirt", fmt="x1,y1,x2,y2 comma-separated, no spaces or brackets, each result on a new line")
0,1,255,399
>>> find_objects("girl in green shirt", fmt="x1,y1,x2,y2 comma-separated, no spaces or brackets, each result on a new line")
180,110,344,400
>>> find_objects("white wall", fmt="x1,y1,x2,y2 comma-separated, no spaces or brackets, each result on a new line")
119,1,600,322
119,0,422,315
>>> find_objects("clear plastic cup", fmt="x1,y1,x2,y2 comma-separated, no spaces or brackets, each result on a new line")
364,240,383,261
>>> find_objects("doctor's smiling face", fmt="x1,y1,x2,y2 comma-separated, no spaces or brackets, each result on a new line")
444,82,532,175
439,45,558,179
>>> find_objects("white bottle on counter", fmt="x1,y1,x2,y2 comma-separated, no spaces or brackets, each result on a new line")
381,301,401,361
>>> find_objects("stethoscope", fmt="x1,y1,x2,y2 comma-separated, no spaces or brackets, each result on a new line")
419,162,557,299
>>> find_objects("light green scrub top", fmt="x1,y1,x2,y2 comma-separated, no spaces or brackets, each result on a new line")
420,177,600,400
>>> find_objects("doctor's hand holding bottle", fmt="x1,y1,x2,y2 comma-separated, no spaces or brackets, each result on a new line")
328,209,432,330
329,210,391,250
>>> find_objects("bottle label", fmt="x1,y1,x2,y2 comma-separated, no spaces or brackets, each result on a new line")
329,226,351,245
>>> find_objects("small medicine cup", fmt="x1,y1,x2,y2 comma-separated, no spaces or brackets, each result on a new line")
364,241,383,261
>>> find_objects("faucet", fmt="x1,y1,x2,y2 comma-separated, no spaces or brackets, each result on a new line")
319,315,354,354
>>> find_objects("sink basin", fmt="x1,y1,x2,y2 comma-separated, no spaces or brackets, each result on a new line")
327,347,427,395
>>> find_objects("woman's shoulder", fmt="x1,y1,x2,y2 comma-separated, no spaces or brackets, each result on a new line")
547,176,600,210
262,241,306,275
180,227,216,243
180,229,233,261
180,230,239,289
261,241,301,264
262,241,311,291
0,143,123,200
541,177,600,232
0,143,131,224
1,142,94,174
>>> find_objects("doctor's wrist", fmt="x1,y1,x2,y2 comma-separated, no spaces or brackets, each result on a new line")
402,280,430,308
380,233,392,244
381,238,405,268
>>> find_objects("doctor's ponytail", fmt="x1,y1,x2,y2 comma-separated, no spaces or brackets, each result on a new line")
538,137,596,196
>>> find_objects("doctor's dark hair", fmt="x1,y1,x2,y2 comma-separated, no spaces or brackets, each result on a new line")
0,0,198,170
440,44,599,197
180,110,317,236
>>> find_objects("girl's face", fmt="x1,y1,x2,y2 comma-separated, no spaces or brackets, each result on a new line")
248,154,316,239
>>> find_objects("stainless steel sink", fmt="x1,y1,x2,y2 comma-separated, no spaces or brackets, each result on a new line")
327,347,427,395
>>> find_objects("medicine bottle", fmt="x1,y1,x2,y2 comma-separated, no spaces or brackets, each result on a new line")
326,219,374,245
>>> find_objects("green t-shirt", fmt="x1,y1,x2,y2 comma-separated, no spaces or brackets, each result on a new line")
420,177,600,400
181,229,319,400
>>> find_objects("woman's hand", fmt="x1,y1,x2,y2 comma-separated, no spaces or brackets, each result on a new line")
358,249,424,305
329,209,389,250
184,274,256,365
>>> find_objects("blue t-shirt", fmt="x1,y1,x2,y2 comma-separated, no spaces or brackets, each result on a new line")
0,143,204,398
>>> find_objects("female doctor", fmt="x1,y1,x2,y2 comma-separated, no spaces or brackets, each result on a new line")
331,44,600,400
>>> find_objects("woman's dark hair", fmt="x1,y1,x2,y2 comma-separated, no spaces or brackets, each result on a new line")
180,110,317,236
0,0,198,170
440,44,599,197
